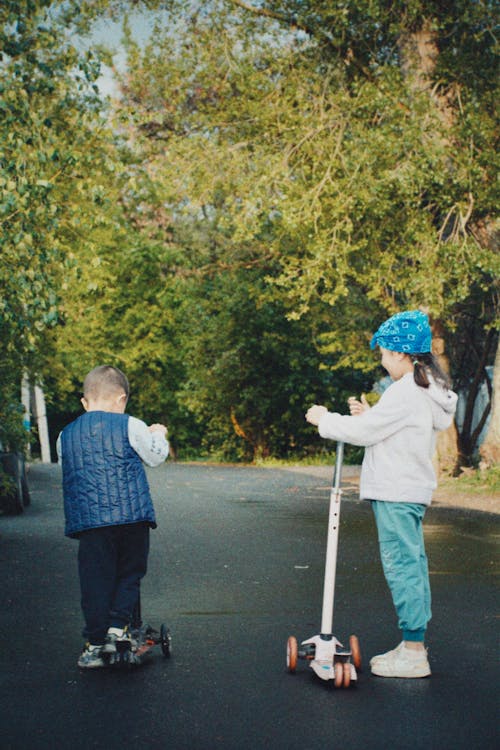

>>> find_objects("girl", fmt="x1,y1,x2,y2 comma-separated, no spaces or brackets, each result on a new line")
306,310,457,678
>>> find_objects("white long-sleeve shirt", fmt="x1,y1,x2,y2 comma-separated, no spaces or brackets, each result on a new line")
318,373,457,505
57,415,169,467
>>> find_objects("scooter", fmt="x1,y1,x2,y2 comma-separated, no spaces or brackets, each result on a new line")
107,593,172,667
286,441,361,687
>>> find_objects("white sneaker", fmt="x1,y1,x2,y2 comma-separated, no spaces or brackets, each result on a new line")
370,641,405,666
370,642,431,678
103,626,132,654
77,643,106,669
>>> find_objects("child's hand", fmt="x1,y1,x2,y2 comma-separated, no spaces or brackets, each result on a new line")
149,423,168,437
305,405,328,426
347,395,370,416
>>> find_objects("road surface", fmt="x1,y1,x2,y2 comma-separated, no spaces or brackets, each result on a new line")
0,462,498,750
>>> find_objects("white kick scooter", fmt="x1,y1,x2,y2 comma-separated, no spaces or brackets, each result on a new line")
286,441,361,687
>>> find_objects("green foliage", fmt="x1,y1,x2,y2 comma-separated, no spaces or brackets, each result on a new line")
1,5,118,438
104,0,497,460
4,0,496,465
0,0,122,447
177,268,361,460
0,381,26,452
115,1,498,319
0,466,17,510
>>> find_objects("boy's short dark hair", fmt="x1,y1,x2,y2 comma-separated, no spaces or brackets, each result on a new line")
83,366,130,401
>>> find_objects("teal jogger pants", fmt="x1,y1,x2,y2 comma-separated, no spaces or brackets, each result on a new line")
372,501,431,642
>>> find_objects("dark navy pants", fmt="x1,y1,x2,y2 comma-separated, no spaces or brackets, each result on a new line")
77,523,150,645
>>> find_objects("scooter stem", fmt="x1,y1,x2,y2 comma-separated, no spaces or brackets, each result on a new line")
320,441,344,636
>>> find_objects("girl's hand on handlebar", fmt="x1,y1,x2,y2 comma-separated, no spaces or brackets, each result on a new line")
348,395,370,415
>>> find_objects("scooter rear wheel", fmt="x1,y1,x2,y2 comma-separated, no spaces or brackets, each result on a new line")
349,634,362,670
343,662,351,688
334,662,344,687
287,636,298,673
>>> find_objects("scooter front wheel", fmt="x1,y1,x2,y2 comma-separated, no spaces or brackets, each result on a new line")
287,636,298,673
160,624,172,657
349,634,362,670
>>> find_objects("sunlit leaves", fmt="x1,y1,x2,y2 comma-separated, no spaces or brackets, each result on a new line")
102,0,497,459
0,0,119,447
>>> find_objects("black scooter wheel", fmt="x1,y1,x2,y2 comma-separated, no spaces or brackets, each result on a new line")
160,624,172,657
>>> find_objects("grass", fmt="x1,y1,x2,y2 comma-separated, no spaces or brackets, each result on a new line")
253,454,337,468
179,448,362,468
438,465,500,497
178,454,337,467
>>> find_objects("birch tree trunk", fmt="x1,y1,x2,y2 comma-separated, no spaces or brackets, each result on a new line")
479,338,500,467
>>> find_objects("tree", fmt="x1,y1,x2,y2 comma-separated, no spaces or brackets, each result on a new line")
0,0,115,449
110,0,498,464
31,0,497,465
177,259,365,461
105,7,375,457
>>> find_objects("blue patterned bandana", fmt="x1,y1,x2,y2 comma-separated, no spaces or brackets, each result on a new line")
370,310,432,353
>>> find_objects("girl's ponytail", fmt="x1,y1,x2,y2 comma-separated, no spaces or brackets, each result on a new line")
412,353,451,389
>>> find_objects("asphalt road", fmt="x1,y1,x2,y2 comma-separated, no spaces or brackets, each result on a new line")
0,462,498,750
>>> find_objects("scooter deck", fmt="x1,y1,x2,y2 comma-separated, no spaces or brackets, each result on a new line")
107,624,172,667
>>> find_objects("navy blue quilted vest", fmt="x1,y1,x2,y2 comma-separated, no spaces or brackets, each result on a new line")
61,411,156,538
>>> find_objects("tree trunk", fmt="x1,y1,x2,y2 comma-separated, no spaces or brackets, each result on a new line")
399,21,438,85
399,24,460,474
430,317,458,475
479,337,500,467
33,385,51,463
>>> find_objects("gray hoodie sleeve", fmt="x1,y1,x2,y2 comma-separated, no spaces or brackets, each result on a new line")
318,374,457,447
318,392,411,447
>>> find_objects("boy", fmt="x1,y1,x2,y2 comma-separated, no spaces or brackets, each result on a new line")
57,365,169,668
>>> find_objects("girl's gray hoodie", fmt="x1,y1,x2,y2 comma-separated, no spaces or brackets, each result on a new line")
318,372,458,506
